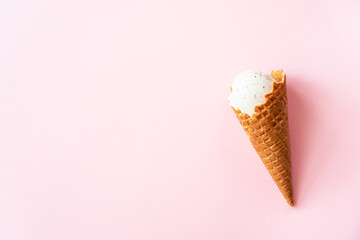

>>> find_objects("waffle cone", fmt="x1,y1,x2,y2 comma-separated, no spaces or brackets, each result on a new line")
231,69,294,206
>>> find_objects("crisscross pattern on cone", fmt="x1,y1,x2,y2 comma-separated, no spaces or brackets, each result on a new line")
232,70,294,206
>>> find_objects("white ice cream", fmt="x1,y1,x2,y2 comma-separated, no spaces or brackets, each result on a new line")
228,70,275,116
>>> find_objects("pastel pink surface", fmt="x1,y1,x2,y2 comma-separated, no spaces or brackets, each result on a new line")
1,0,360,239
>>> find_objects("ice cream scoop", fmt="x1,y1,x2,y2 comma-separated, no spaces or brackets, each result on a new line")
228,70,275,116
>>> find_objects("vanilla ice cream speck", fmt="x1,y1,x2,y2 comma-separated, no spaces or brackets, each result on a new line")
228,70,275,116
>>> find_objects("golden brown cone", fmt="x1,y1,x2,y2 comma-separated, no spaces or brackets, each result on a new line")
231,69,294,206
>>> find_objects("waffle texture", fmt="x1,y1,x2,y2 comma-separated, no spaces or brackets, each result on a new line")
232,69,294,206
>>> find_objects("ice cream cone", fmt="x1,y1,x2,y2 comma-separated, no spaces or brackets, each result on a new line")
231,69,294,206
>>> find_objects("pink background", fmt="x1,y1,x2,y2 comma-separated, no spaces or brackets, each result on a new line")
1,0,360,239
